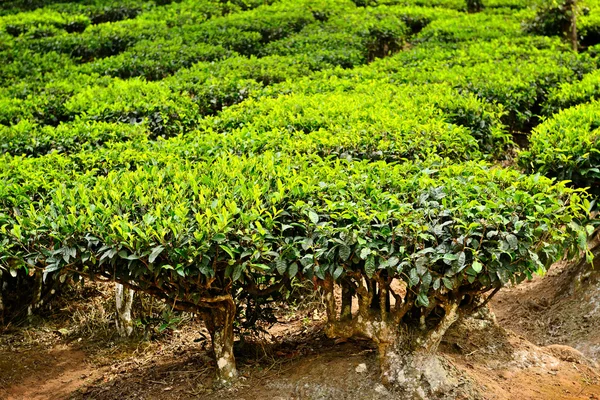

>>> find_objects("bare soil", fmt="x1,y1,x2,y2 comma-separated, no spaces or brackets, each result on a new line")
492,258,600,361
0,345,95,400
1,260,599,400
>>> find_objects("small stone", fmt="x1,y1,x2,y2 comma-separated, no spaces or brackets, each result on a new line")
355,363,368,373
374,384,389,395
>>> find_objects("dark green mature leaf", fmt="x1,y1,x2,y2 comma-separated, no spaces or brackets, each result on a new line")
213,233,226,243
43,264,62,273
506,234,518,250
288,262,298,278
442,277,454,290
276,258,287,274
416,256,427,275
416,292,429,307
386,256,400,268
421,271,432,288
457,251,466,268
409,268,420,287
339,245,351,261
360,247,371,260
149,245,164,263
233,264,243,282
333,265,344,280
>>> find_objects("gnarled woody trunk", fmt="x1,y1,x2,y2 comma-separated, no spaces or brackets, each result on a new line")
115,283,135,337
105,277,239,386
322,275,465,398
205,296,238,386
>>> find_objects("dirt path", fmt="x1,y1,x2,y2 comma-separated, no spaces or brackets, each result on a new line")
2,333,598,400
0,345,98,400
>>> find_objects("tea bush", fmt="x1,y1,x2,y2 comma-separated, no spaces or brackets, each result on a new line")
544,68,600,112
519,101,600,196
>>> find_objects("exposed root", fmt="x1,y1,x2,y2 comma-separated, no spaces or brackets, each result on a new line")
320,273,482,398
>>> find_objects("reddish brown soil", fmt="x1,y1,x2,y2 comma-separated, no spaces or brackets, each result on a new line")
492,258,600,361
0,345,97,400
443,315,600,400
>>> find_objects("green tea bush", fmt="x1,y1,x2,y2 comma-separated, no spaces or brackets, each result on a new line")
81,40,231,80
417,12,522,43
64,78,201,138
523,0,572,37
165,55,320,116
0,71,114,125
544,69,600,112
0,96,31,126
192,1,321,55
26,19,168,61
369,0,465,10
578,0,600,47
48,1,152,25
0,49,74,88
0,31,14,51
0,9,90,36
337,37,595,131
1,152,589,386
0,0,151,16
262,31,368,68
204,82,508,157
261,5,416,65
135,0,235,27
486,0,535,8
519,101,600,196
378,0,531,10
0,120,147,157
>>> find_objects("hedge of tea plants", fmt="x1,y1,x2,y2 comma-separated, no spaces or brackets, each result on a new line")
0,0,598,389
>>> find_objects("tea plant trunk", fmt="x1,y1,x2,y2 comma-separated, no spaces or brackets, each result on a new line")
28,270,43,316
115,283,135,337
205,297,238,385
322,277,464,397
566,0,578,51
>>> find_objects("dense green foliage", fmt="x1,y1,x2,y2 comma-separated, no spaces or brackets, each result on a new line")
0,0,598,387
520,101,600,196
